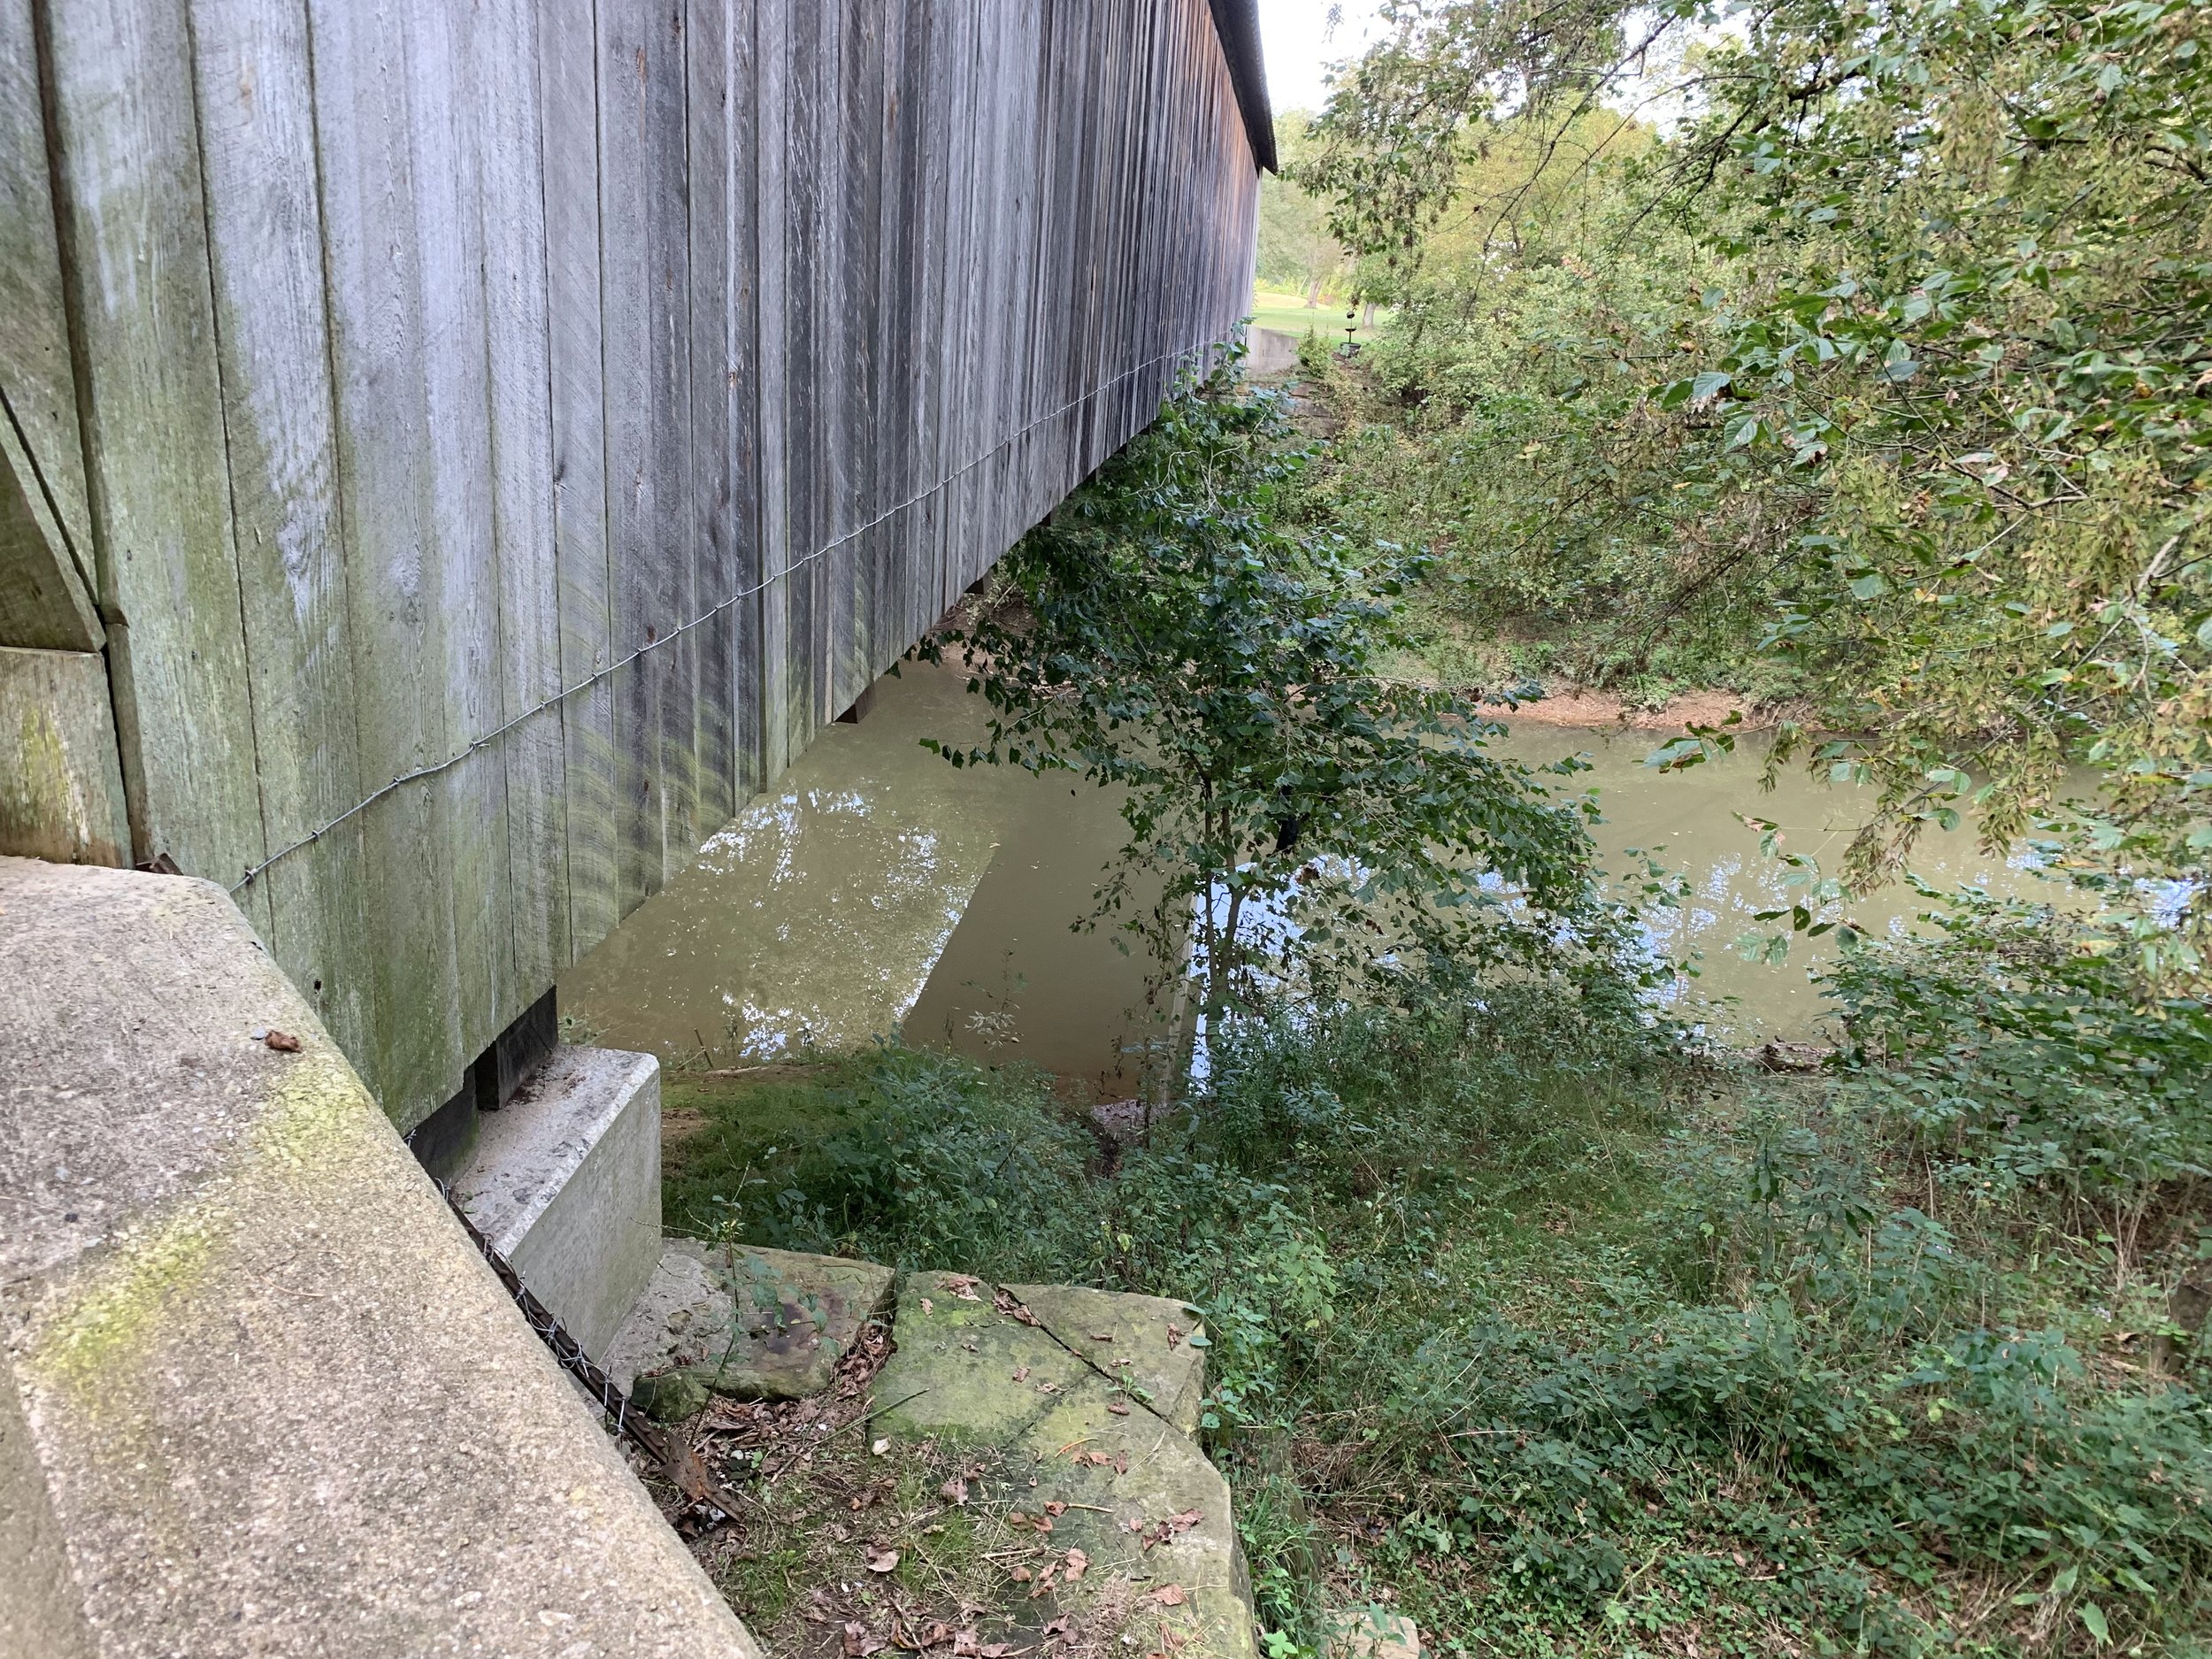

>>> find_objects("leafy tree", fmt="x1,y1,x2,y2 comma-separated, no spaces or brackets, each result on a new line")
1295,0,2211,975
1255,111,1352,307
922,362,1613,1024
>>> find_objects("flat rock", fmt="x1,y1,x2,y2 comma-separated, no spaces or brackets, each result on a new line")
871,1271,1252,1659
872,1271,1096,1448
606,1239,893,1402
1002,1281,1208,1434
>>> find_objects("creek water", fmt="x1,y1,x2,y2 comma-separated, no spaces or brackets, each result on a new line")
559,659,2055,1088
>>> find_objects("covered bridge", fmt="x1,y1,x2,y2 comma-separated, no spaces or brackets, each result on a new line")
0,0,1271,1132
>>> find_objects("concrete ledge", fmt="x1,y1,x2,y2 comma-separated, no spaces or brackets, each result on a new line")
455,1045,662,1358
0,856,761,1659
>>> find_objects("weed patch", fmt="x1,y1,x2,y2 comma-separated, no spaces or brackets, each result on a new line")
667,933,2212,1653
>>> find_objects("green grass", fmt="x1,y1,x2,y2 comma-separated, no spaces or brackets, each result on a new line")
654,953,2212,1655
659,1056,871,1240
1248,288,1384,342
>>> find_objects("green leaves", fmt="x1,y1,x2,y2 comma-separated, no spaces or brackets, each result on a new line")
1295,0,2212,959
925,361,1613,1017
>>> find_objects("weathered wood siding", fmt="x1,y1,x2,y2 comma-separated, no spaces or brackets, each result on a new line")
3,0,1260,1128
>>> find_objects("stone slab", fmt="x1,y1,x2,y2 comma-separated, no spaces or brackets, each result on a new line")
454,1043,662,1358
608,1240,895,1413
872,1272,1098,1448
0,856,762,1659
1002,1281,1209,1435
870,1271,1253,1659
1009,1379,1254,1659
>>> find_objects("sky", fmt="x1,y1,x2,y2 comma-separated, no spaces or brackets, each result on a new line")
1256,0,1383,118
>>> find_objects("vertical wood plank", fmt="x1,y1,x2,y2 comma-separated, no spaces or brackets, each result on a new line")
686,0,734,838
723,0,762,806
185,0,373,1053
404,0,512,1071
596,0,658,913
752,0,791,778
304,0,463,1118
644,0,699,884
43,0,267,899
538,0,618,964
785,2,821,749
478,0,569,993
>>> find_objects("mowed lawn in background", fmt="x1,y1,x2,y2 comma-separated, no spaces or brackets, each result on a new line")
1247,285,1386,342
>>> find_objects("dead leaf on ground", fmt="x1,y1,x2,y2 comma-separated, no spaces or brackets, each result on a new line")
1148,1585,1187,1608
1113,1452,1129,1475
1010,1566,1033,1584
846,1622,888,1656
1063,1548,1088,1582
1011,1366,1031,1383
1041,1618,1071,1638
1028,1565,1058,1599
979,1645,1011,1657
940,1274,983,1302
872,1438,891,1456
920,1297,935,1315
941,1477,970,1504
994,1287,1042,1326
1140,1509,1204,1551
918,1621,956,1649
1165,1325,1184,1348
865,1547,901,1573
264,1030,302,1053
1044,1501,1068,1517
1107,1402,1131,1417
1088,1332,1114,1342
952,1633,980,1657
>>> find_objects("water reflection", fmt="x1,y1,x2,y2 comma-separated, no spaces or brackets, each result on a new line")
1484,722,2055,1039
563,660,2068,1081
559,663,1012,1061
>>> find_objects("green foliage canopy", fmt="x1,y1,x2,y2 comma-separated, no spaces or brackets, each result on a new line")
1298,0,2212,963
923,364,1611,1015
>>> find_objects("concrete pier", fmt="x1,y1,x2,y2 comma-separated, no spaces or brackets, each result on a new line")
0,856,761,1659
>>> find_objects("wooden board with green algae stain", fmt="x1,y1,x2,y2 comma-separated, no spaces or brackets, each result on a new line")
0,856,764,1658
869,1271,1256,1659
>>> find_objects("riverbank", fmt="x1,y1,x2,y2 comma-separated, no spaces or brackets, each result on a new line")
1470,682,1774,730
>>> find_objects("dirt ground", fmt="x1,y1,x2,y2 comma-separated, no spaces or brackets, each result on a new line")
1470,684,1772,730
633,1309,1210,1659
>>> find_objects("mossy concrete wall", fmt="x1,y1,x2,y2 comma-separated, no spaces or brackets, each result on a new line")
0,856,763,1658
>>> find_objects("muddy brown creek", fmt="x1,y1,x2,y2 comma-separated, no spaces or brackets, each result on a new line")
559,660,2055,1087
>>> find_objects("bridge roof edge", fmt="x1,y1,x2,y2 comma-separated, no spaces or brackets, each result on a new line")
1205,0,1278,173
